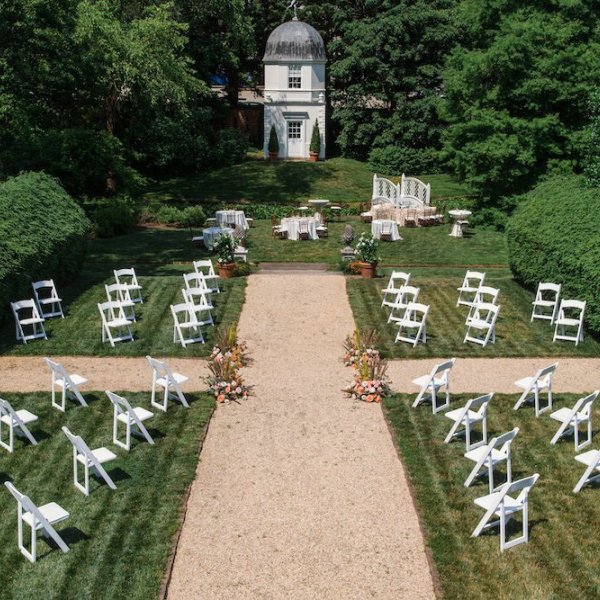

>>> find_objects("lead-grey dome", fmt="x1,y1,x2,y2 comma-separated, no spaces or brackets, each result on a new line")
263,20,326,62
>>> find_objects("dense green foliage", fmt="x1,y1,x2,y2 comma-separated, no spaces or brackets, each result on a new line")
329,0,456,173
442,0,600,198
0,391,214,599
88,196,140,238
0,172,90,323
507,175,600,334
268,125,279,154
585,88,600,187
310,120,321,155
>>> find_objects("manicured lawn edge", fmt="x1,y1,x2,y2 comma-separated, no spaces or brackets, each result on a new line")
159,402,215,599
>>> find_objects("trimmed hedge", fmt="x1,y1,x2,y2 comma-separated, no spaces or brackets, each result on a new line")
0,172,91,323
507,175,600,334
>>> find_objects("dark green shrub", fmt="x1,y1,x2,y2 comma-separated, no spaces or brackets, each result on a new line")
0,172,91,324
213,129,249,166
88,196,139,238
310,120,321,155
368,145,441,176
232,261,252,277
153,205,206,227
268,125,279,154
507,175,600,334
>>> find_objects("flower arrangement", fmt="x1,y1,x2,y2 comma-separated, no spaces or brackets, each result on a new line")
206,325,250,403
343,328,380,367
354,232,380,264
343,329,390,403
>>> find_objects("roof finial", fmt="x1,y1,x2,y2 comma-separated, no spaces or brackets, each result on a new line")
287,0,298,21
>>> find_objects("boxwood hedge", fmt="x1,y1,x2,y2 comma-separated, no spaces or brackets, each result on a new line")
0,172,91,323
507,175,600,334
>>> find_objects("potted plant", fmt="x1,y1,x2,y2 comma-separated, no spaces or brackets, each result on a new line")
268,125,279,160
214,233,237,278
354,232,379,278
309,119,321,162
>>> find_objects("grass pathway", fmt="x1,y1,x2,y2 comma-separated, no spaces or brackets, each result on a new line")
166,273,436,599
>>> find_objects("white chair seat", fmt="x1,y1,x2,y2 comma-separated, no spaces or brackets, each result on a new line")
19,317,45,326
117,407,153,424
575,449,600,467
56,374,88,389
22,502,69,530
397,318,420,329
157,372,188,387
465,445,505,465
107,317,131,328
467,319,490,330
1,409,38,426
550,406,587,424
38,297,62,305
555,317,580,327
445,408,484,424
412,374,445,389
514,376,536,390
77,447,116,466
474,491,522,514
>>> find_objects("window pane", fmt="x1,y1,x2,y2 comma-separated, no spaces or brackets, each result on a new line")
288,65,301,89
288,121,302,139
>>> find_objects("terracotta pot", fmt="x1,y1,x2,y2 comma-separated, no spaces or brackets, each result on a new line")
358,261,377,279
218,262,236,278
268,152,278,161
308,151,319,162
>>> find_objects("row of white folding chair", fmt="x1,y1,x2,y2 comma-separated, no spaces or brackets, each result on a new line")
3,356,190,561
381,271,411,309
457,271,486,307
411,359,537,550
113,268,143,304
192,259,221,293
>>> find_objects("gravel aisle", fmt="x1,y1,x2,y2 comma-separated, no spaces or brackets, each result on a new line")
167,273,436,599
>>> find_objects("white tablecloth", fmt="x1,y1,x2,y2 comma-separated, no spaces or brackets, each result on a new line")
215,210,249,230
280,217,319,241
202,226,234,249
371,219,401,241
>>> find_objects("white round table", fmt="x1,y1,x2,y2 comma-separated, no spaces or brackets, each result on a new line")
280,217,319,241
448,210,472,238
371,219,402,241
202,226,234,249
215,210,248,230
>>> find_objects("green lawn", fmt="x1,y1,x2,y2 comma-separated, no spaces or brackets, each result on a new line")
384,393,600,599
142,157,472,205
0,391,214,600
247,218,508,266
0,275,246,357
347,268,600,357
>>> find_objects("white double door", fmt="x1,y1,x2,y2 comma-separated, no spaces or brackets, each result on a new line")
286,119,305,158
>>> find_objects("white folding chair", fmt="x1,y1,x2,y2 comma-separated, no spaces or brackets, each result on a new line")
171,302,205,347
381,271,411,309
98,301,134,347
0,398,38,453
182,288,214,326
43,357,88,412
531,282,561,323
573,449,600,493
4,482,70,563
387,286,420,324
466,286,500,324
412,358,456,414
105,282,136,322
394,302,429,347
464,303,499,347
105,391,154,451
464,428,519,493
513,363,558,416
550,391,598,451
471,474,540,552
444,393,492,450
183,272,217,295
11,299,47,344
114,268,143,304
62,426,117,496
146,355,190,412
32,279,64,319
457,271,486,307
193,259,220,293
553,299,585,345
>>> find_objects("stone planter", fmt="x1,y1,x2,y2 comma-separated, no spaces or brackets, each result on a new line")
218,262,236,278
308,151,319,162
268,152,278,161
358,261,377,279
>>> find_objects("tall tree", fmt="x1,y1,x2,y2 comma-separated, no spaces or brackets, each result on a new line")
441,0,600,198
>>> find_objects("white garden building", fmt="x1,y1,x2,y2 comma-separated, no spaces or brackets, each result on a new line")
263,17,326,160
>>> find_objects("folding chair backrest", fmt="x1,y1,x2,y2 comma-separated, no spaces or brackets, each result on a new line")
44,357,68,381
182,287,210,307
536,363,558,384
193,260,216,277
537,282,561,299
12,299,42,321
106,390,133,417
398,285,420,305
494,427,519,457
463,271,485,288
32,280,59,301
146,355,171,381
389,271,411,289
184,272,207,291
62,426,93,458
98,300,127,322
105,283,132,303
114,268,139,287
172,302,194,322
505,473,540,503
474,286,500,305
558,299,586,318
407,302,429,320
468,392,493,415
432,357,456,380
572,391,598,418
473,302,499,324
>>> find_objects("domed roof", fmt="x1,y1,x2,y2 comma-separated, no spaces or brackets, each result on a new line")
263,19,326,62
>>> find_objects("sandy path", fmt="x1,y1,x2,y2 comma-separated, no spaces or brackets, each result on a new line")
167,273,436,599
0,356,208,392
387,357,600,394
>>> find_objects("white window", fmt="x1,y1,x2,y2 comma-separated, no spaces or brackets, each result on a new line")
288,65,301,89
288,121,302,139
